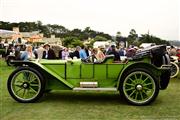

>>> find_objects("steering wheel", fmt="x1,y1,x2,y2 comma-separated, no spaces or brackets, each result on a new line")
81,55,97,63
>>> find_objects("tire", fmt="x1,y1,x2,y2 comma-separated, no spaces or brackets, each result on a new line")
170,62,179,78
119,68,159,105
6,57,15,66
7,67,45,103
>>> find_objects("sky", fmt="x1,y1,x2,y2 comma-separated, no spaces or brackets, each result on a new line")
0,0,179,40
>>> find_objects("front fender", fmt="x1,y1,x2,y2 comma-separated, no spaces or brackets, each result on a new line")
11,60,73,90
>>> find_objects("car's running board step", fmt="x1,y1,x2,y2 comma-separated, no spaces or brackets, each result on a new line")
73,88,117,91
80,82,98,88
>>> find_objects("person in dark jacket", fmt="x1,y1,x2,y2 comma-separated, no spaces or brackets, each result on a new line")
58,49,63,59
85,46,90,57
108,45,120,61
73,46,80,59
42,44,56,59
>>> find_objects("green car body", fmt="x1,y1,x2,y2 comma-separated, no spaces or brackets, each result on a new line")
7,45,171,105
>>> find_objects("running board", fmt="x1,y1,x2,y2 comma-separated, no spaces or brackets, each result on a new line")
73,88,117,91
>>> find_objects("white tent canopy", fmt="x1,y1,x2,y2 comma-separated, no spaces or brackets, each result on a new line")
0,29,18,38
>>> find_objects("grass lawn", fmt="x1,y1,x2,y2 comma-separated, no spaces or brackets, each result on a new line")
0,58,180,120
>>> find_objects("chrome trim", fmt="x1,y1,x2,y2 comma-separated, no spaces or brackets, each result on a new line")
73,88,117,91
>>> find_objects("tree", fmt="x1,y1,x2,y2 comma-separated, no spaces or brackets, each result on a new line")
83,27,96,39
116,31,121,37
116,31,122,42
128,29,138,43
94,35,108,41
139,34,170,45
62,36,83,47
127,29,138,45
71,39,83,47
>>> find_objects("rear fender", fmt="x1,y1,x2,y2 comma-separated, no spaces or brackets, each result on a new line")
117,62,162,89
6,55,15,60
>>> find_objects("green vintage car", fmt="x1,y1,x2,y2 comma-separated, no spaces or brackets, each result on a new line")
7,45,171,105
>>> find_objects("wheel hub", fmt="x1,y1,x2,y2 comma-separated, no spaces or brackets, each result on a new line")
136,84,143,91
23,82,29,89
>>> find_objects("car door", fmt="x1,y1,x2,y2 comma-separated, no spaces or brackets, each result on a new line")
66,61,81,79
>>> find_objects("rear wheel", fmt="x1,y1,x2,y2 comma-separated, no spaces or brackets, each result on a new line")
7,67,45,103
120,68,159,105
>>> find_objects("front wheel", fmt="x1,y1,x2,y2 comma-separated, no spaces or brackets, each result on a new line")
7,67,45,103
170,62,179,78
119,68,159,105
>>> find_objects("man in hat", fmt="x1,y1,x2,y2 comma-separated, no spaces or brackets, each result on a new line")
43,43,56,59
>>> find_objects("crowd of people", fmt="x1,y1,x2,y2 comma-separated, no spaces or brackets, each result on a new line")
5,43,140,62
167,46,180,62
4,43,180,62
